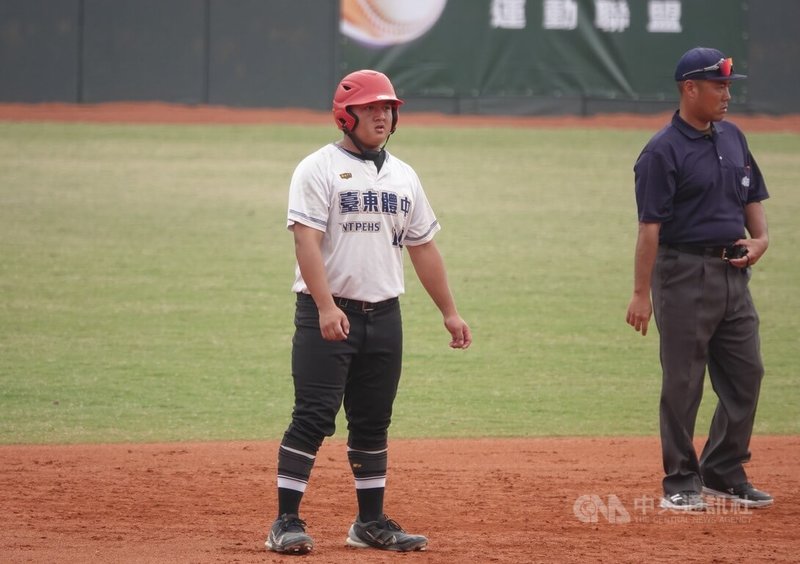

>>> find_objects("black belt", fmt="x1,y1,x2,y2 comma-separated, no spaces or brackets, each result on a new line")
297,292,398,313
334,296,398,312
664,244,727,258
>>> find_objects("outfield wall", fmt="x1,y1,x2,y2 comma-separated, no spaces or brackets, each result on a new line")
0,0,796,115
0,0,338,109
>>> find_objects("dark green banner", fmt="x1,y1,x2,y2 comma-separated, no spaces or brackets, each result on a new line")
339,0,748,111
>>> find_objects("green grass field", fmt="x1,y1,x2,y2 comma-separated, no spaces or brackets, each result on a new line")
1,120,798,444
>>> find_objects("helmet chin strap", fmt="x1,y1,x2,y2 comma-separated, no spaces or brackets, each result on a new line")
344,128,393,161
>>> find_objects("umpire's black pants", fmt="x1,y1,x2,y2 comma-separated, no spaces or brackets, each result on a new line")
652,246,764,496
282,293,403,455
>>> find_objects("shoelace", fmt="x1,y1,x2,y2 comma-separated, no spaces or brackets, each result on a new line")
280,516,307,532
381,517,404,532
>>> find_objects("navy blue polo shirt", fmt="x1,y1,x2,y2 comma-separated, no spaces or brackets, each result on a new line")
634,111,769,246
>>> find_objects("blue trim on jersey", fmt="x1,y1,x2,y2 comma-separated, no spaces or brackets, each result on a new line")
404,219,439,243
289,209,327,228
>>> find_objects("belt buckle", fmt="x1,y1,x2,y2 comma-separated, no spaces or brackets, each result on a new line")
361,301,376,312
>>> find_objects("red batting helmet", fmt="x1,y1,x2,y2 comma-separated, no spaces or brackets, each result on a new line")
333,70,404,134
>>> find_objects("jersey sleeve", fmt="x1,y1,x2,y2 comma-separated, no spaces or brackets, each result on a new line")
634,148,676,223
745,151,769,204
401,167,441,246
287,151,330,232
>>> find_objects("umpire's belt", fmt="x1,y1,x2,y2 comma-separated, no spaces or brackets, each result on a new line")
663,244,727,259
334,295,398,313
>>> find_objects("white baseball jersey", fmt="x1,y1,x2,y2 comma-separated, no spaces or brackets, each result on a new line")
287,143,440,302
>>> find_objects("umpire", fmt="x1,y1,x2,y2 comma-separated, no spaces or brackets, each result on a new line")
626,47,773,511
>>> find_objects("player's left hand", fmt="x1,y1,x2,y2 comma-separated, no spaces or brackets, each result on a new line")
444,316,472,349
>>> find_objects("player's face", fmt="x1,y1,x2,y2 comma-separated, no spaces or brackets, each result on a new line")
693,79,732,123
351,102,394,149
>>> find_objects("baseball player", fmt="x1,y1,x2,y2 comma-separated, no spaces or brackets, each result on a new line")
265,69,472,555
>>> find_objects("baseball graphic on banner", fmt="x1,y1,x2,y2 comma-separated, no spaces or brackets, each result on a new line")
341,0,448,48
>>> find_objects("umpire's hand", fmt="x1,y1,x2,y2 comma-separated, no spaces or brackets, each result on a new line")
626,294,653,336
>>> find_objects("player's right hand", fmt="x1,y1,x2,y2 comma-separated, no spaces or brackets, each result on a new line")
444,315,472,349
318,307,350,341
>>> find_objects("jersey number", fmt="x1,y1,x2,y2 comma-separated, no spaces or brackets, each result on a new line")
392,228,404,248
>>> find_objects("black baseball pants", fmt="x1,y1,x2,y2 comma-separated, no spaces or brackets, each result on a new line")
281,293,403,455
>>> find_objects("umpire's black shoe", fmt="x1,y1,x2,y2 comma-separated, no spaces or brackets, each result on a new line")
265,513,314,554
659,491,708,511
702,482,774,508
346,514,428,552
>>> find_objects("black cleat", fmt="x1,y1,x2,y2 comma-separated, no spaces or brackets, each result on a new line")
346,514,428,552
265,513,314,554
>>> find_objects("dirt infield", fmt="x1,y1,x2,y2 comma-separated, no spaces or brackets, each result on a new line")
1,437,797,563
2,103,798,562
2,101,800,132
